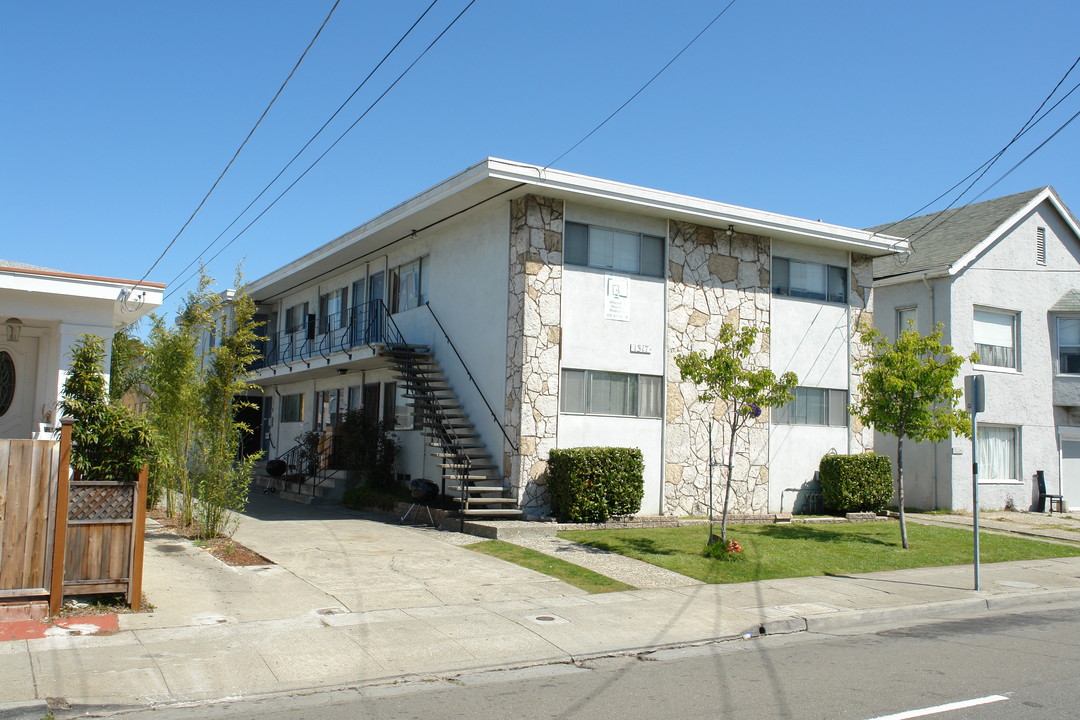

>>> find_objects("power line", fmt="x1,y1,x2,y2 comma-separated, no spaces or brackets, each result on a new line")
876,54,1080,243
129,0,342,293
165,0,442,290
544,0,739,169
165,0,479,301
967,107,1080,202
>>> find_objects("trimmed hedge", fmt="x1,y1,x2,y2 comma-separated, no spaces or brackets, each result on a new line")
548,447,645,523
819,452,893,513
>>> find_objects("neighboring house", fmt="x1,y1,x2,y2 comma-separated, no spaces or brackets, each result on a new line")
0,259,163,439
870,186,1080,512
246,158,905,516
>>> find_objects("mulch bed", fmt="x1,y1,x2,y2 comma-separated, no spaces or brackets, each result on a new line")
148,508,274,566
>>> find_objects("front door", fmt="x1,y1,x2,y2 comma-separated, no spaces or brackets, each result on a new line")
0,337,40,439
1061,439,1080,511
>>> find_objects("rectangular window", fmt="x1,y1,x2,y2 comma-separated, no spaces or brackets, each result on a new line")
318,287,348,333
772,257,847,303
390,258,425,313
977,425,1019,481
974,308,1018,369
560,369,662,418
315,389,341,430
896,307,917,335
394,383,413,430
564,222,664,278
382,382,396,426
774,387,848,427
280,394,304,423
1059,317,1080,374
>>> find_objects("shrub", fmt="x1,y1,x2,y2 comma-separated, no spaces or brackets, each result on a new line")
819,452,893,514
336,410,399,490
547,447,644,523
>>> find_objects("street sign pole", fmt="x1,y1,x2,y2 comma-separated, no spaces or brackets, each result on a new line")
965,375,985,591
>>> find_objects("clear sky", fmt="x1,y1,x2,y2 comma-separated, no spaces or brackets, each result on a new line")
3,1,1079,322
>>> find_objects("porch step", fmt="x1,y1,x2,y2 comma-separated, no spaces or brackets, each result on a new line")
436,463,499,471
460,508,522,517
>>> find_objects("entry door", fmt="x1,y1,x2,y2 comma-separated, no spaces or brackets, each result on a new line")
1061,440,1080,511
0,337,40,439
368,272,385,342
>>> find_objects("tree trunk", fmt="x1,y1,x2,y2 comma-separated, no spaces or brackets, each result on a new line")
720,420,739,543
897,433,909,549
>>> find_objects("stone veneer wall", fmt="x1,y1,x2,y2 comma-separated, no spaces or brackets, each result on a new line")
847,253,875,453
505,195,564,512
665,221,772,516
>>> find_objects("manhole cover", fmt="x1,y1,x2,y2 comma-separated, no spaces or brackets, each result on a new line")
528,614,568,625
315,607,348,616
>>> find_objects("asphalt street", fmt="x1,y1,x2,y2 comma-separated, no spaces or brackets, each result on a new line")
96,601,1080,720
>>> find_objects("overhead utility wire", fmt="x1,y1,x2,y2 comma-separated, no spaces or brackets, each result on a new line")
165,0,479,300
129,0,342,293
544,0,738,169
967,107,1080,202
165,0,442,289
875,54,1080,242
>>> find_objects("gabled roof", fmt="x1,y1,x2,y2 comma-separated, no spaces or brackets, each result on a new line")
0,258,58,272
869,188,1050,280
1051,289,1080,313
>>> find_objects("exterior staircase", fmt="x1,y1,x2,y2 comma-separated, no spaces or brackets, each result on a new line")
384,342,521,518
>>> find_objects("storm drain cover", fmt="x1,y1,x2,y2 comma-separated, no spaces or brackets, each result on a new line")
529,614,569,625
995,580,1040,589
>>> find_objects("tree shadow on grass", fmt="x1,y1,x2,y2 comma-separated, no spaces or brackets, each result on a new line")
751,523,895,546
574,537,678,556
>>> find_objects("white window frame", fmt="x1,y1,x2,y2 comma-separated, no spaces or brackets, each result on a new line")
973,307,1019,370
773,387,848,427
280,393,305,423
977,424,1021,483
559,368,662,418
1058,317,1080,375
390,257,426,314
896,306,917,335
564,222,665,278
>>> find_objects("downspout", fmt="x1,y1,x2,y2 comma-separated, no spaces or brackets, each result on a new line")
921,272,940,509
659,220,670,516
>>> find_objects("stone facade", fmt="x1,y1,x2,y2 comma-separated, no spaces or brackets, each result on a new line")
505,195,564,512
664,221,772,516
847,253,875,454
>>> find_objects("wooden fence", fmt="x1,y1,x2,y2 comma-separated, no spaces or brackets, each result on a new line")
0,419,147,616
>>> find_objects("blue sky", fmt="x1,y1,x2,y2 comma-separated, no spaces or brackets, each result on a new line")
3,1,1079,320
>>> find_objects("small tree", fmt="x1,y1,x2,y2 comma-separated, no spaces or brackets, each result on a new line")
676,324,797,544
850,323,975,549
59,334,153,481
109,325,145,403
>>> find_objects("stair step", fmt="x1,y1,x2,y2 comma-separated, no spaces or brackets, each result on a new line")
453,497,518,505
436,463,498,471
460,508,523,517
432,452,491,460
446,482,505,492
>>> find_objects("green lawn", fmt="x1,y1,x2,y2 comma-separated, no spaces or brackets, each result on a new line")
558,522,1080,584
466,540,636,593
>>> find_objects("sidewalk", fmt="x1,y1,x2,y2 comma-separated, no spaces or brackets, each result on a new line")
3,498,1080,718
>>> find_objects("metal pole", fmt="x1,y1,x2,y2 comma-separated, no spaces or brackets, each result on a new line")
972,411,980,591
708,421,715,545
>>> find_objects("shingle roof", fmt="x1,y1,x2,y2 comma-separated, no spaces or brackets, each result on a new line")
0,258,59,272
1051,289,1080,313
869,188,1046,280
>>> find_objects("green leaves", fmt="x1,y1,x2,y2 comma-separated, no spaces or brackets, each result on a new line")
548,447,645,522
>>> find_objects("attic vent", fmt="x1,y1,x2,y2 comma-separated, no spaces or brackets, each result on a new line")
1036,226,1047,265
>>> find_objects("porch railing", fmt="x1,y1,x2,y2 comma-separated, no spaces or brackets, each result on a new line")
252,299,395,371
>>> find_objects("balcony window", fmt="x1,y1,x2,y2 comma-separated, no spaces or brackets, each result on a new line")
1059,317,1080,374
390,258,426,313
974,308,1018,369
318,287,348,333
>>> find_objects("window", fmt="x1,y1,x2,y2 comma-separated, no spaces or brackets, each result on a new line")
896,307,917,335
1059,318,1080,374
977,425,1019,481
774,387,848,426
394,383,413,429
772,257,847,303
974,308,1018,369
318,287,348,333
315,389,341,430
564,222,664,278
1036,226,1047,266
390,258,426,313
560,369,662,418
280,394,304,423
382,382,396,427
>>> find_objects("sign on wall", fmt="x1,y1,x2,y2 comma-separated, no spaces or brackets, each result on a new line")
604,275,629,322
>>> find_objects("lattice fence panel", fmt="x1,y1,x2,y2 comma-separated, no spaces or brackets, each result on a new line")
68,484,134,521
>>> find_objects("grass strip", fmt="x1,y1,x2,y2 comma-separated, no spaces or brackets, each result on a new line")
466,540,636,593
559,521,1080,585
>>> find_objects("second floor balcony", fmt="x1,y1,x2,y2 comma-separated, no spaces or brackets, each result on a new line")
251,299,398,372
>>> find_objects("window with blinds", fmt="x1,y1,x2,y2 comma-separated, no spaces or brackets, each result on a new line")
973,308,1018,369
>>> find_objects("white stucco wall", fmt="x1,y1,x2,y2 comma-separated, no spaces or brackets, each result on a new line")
556,203,667,514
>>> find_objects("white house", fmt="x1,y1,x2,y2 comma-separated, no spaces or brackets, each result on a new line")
247,158,905,516
0,260,163,439
870,186,1080,511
